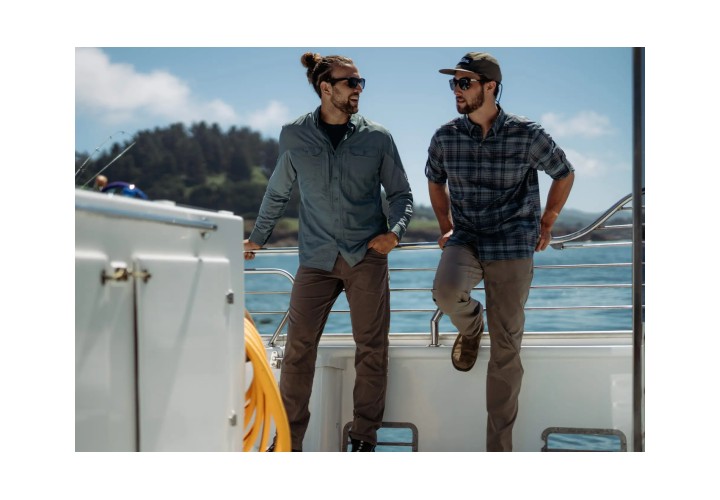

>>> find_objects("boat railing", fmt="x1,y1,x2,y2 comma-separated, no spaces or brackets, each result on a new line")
245,190,644,347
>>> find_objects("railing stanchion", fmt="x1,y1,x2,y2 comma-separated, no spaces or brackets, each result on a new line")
430,308,443,347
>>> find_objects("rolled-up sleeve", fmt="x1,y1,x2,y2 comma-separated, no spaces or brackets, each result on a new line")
424,134,447,184
529,126,575,180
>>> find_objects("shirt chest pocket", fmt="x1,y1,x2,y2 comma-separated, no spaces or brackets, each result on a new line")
290,146,327,187
477,146,529,189
344,147,381,199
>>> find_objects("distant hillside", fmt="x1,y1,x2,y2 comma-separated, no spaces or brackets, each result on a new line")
249,205,632,247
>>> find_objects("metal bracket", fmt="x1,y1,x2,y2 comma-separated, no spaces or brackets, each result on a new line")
270,350,283,369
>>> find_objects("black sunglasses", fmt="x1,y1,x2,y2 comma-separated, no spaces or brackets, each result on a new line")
328,77,366,89
449,77,485,91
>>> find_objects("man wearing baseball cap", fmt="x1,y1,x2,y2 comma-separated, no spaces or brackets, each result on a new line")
440,51,503,83
425,51,575,451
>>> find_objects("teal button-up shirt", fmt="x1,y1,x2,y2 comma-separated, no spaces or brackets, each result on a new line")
249,107,413,271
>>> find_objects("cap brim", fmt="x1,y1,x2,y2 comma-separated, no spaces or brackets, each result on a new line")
438,68,477,76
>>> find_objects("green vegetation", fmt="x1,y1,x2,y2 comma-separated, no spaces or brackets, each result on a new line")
75,121,289,219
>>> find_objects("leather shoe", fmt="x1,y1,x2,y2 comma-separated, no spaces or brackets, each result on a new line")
451,318,483,372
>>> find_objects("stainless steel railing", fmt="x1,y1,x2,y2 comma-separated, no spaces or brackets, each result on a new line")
245,191,644,347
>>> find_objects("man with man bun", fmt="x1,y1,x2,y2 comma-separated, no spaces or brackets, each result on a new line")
245,52,413,452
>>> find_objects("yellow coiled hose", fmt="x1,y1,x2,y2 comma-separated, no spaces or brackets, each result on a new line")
243,314,292,452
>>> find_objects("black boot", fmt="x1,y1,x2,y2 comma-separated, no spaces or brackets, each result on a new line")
350,438,376,452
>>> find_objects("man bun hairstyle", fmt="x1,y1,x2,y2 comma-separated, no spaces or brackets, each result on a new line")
301,52,354,97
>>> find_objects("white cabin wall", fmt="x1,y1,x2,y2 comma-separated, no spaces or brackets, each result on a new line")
75,191,246,451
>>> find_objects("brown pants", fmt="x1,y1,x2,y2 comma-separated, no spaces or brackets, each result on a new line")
432,244,533,452
279,251,390,450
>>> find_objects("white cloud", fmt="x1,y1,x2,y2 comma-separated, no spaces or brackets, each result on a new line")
246,101,291,132
75,48,219,123
75,48,289,137
540,111,612,138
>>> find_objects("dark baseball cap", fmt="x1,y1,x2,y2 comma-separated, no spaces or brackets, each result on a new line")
439,52,502,83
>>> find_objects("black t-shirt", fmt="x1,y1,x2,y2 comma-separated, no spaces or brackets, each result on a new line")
320,120,348,150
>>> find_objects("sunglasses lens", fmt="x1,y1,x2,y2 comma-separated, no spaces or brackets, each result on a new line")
349,78,365,89
450,78,471,90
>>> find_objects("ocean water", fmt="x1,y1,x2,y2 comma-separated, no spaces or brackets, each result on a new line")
245,244,637,336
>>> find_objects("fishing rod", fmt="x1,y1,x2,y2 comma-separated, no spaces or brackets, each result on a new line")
75,131,128,179
81,140,137,188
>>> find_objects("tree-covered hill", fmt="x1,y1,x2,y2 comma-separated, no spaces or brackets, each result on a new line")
75,121,296,219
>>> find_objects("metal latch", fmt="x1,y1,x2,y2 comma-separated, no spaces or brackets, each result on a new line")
101,262,152,284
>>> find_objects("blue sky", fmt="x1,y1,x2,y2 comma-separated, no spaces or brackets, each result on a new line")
76,47,635,214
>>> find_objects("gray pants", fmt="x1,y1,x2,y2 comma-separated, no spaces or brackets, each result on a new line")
279,251,390,450
432,244,533,452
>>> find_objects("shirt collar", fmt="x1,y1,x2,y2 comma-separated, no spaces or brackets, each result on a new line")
462,105,506,138
312,106,359,132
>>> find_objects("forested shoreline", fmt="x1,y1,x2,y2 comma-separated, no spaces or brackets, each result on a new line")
75,122,624,245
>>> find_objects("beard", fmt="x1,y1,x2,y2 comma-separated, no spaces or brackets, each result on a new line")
456,87,485,114
331,92,359,115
